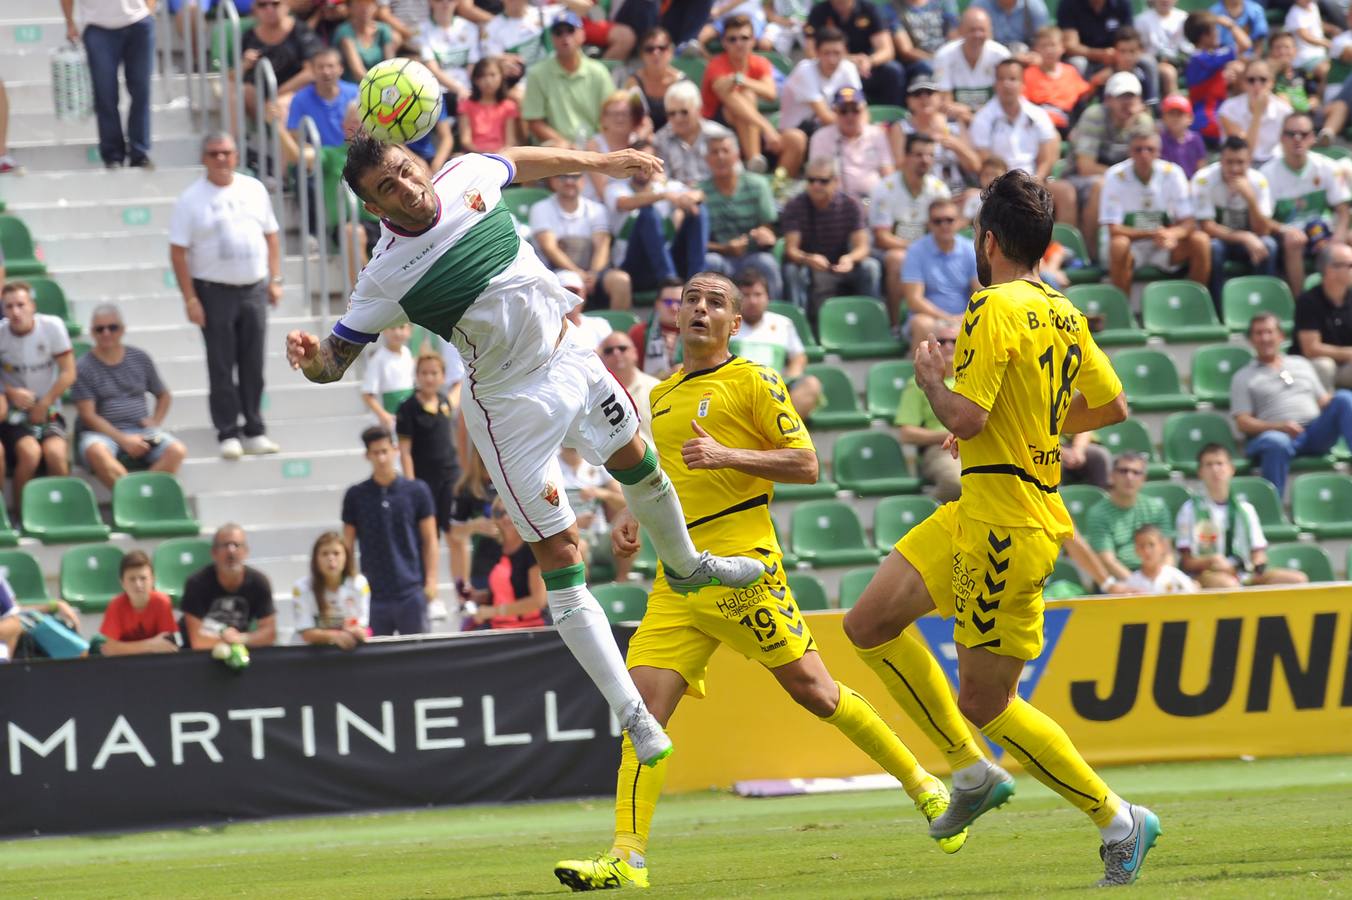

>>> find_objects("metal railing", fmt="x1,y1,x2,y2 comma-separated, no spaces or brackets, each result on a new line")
296,116,330,332
253,57,285,258
219,0,246,153
334,180,362,300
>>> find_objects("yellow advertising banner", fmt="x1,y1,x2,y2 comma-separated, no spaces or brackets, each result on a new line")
663,586,1352,792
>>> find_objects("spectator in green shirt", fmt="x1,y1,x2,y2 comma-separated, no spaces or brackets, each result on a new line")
894,322,960,501
701,132,783,298
522,13,616,147
1084,450,1174,580
334,0,397,84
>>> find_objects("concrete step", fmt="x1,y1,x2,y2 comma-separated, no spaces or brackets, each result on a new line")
3,73,199,113
10,195,180,235
173,415,370,458
9,101,195,145
67,285,315,329
0,166,200,207
79,314,323,357
37,230,175,270
47,258,308,300
7,135,205,172
193,484,349,529
168,380,364,431
177,448,368,496
155,348,323,391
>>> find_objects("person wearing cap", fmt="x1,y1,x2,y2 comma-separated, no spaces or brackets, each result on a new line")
521,11,615,148
869,131,951,327
779,27,862,136
1100,126,1209,295
809,87,896,202
782,157,882,318
702,13,803,175
1191,136,1278,305
933,8,1010,122
702,133,784,298
804,0,908,107
1158,92,1207,179
892,78,982,199
529,172,634,310
1068,71,1154,245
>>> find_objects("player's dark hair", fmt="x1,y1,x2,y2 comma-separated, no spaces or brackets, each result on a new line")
312,46,341,65
1112,25,1141,47
814,26,845,46
689,271,743,313
1132,523,1164,542
975,170,1054,270
722,13,754,34
120,550,153,577
0,280,32,302
361,425,393,449
1220,135,1250,153
1247,311,1283,336
308,531,354,620
1195,442,1233,465
734,269,769,292
469,57,508,104
1282,110,1314,132
1183,11,1215,47
343,131,396,203
905,131,935,154
658,275,685,292
1268,29,1295,46
995,58,1024,78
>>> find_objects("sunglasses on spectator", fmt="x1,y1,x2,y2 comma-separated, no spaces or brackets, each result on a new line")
660,296,682,307
837,105,863,114
807,176,833,184
1113,467,1146,476
215,540,246,550
255,1,281,7
1284,129,1314,139
930,217,956,225
92,323,122,334
1247,76,1270,84
205,148,234,157
643,43,671,53
724,33,753,43
937,338,957,346
910,89,935,97
602,344,632,355
668,108,692,117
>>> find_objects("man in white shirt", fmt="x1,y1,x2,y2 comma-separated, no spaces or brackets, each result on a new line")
168,132,282,460
530,172,633,310
807,87,894,201
780,26,861,132
1261,111,1352,295
0,281,75,500
731,270,821,415
933,7,1010,122
1192,136,1279,301
1100,126,1209,295
868,131,951,326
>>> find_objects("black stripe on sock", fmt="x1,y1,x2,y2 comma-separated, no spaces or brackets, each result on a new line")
1001,734,1101,804
882,658,954,746
630,758,642,835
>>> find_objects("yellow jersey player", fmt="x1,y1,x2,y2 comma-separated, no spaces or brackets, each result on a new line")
554,272,966,893
842,170,1162,888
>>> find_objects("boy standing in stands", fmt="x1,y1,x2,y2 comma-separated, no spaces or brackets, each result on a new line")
1184,11,1249,143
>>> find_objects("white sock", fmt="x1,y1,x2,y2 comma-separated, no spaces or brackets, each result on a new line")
1100,802,1135,844
951,760,993,790
548,584,642,716
619,468,702,576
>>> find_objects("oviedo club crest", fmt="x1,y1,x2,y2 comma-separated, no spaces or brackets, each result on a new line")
464,189,486,213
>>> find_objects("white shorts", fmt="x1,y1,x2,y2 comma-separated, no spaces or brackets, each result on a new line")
460,326,640,542
1101,233,1184,273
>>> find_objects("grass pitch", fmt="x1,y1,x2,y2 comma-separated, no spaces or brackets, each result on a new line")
4,756,1351,899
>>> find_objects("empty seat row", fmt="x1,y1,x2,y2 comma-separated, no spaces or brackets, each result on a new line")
0,537,212,613
19,472,199,545
1066,276,1293,346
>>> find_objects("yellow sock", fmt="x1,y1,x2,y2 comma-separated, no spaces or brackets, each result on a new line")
612,735,668,858
854,628,987,772
821,682,936,801
981,697,1123,828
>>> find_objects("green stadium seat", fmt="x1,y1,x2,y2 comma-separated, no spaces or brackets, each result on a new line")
865,360,915,421
1111,349,1196,411
1161,411,1248,476
21,476,111,544
1059,484,1108,533
381,388,413,413
1264,542,1335,582
1094,419,1170,479
0,215,46,277
1065,284,1146,346
501,186,550,224
27,278,81,337
1229,476,1300,543
772,514,799,568
831,430,922,495
1053,223,1105,286
769,301,824,362
1138,481,1190,526
112,472,201,538
592,582,648,623
790,500,880,566
804,364,871,429
1141,281,1228,342
152,537,212,603
873,495,939,552
593,309,641,333
1046,558,1089,597
837,567,876,609
672,56,707,84
1190,344,1254,407
774,468,840,501
1290,473,1352,538
1314,145,1351,161
0,502,18,547
764,49,795,74
1221,276,1294,334
869,104,906,124
787,572,830,611
60,543,125,612
0,549,50,604
817,296,903,359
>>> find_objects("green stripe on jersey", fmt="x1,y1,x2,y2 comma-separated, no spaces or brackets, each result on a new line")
1274,189,1330,224
400,201,520,339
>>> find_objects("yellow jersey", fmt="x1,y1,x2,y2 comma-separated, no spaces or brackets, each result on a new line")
952,277,1122,536
649,356,815,557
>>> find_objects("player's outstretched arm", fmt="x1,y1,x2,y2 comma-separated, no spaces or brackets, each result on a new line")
286,330,364,384
1060,390,1129,435
681,421,819,483
500,146,664,186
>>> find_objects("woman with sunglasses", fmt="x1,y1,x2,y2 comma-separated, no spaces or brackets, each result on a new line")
622,27,686,132
1218,58,1294,167
236,0,324,127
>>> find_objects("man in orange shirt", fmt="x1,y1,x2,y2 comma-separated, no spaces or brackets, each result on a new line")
1023,25,1090,131
99,550,179,656
701,13,805,174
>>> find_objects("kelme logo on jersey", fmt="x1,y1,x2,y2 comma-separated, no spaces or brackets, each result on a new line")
463,189,486,213
914,608,1071,757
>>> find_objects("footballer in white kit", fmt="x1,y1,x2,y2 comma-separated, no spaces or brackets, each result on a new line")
286,135,768,768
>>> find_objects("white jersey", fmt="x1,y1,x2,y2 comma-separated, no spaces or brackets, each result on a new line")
969,97,1057,175
1174,495,1267,559
1190,161,1273,231
360,343,415,397
484,8,562,65
0,313,73,402
730,311,805,373
933,39,1010,109
1260,153,1352,226
1216,94,1292,164
1099,158,1194,229
1133,7,1191,58
420,16,480,91
868,171,952,242
1124,565,1197,594
291,574,371,633
779,58,861,130
337,153,576,394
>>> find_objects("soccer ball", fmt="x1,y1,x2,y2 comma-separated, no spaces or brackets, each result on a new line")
358,58,442,145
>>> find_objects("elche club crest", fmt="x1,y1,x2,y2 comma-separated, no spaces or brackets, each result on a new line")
464,189,486,213
542,481,560,507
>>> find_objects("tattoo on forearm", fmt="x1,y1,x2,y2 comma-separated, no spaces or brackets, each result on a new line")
305,335,363,383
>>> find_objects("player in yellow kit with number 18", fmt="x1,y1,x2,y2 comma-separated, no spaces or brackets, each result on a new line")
843,170,1162,887
554,272,967,892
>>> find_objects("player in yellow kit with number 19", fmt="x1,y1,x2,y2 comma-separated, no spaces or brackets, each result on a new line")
554,272,967,892
843,170,1162,887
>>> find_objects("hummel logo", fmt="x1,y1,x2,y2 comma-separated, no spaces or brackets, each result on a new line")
964,315,980,335
988,532,1012,553
984,573,1006,594
955,349,975,374
987,553,1010,573
976,595,1000,613
971,612,995,634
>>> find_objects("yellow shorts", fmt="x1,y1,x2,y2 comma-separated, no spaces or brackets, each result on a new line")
896,502,1062,660
625,555,815,699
